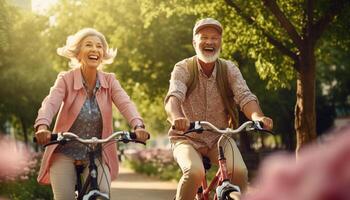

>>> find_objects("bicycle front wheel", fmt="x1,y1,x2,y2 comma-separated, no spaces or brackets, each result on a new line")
88,195,109,200
224,191,241,200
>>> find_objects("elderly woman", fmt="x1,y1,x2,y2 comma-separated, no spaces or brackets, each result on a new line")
34,28,150,200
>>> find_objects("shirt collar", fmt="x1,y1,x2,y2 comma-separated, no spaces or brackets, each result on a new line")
73,68,109,90
196,56,217,79
82,76,100,90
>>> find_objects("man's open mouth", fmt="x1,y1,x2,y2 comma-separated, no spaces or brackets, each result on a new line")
203,47,215,53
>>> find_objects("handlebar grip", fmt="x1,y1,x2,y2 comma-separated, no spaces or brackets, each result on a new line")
189,122,195,130
129,132,137,139
51,134,58,141
128,132,147,145
33,133,58,143
171,122,195,130
253,121,275,134
129,132,150,140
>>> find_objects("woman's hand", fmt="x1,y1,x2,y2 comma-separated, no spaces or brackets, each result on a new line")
35,125,52,145
134,127,150,143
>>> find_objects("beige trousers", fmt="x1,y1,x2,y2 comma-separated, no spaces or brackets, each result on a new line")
49,153,111,200
172,138,248,200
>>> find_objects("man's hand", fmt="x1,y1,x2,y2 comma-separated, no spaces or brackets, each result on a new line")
35,125,51,145
243,101,273,130
172,117,190,132
253,116,273,130
134,128,150,143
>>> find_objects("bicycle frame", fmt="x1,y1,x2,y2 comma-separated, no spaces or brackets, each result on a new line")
196,136,237,200
76,144,109,200
183,121,268,200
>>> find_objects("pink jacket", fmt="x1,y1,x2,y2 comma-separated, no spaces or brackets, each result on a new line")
34,68,143,185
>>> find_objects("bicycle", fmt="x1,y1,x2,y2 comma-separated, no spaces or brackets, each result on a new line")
181,120,273,200
35,130,146,200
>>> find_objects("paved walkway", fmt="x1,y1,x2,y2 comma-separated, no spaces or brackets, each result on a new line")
110,166,177,200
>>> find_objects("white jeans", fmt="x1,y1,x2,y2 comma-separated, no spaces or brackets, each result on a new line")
49,153,111,200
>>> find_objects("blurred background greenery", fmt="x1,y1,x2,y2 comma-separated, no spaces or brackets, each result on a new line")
0,0,349,198
1,0,349,148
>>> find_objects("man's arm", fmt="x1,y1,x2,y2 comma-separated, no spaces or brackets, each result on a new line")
165,96,189,131
242,100,273,130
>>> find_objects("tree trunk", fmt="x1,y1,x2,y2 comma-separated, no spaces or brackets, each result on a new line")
294,49,317,155
20,117,28,144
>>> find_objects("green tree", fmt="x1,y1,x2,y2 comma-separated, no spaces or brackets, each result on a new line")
142,0,349,152
223,0,349,153
44,0,198,134
0,0,12,129
0,3,56,142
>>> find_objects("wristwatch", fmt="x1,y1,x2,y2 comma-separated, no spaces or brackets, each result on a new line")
134,124,145,130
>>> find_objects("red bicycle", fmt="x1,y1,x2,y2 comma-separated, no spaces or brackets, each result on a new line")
182,120,272,200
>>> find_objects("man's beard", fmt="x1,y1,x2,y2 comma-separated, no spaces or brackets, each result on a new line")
195,47,220,63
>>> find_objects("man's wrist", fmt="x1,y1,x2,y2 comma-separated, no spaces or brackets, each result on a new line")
37,124,48,131
134,124,145,130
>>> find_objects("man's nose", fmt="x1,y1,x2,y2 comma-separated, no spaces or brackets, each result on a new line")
205,39,215,44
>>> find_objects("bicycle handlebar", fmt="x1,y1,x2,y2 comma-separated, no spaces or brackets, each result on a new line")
183,121,273,135
34,131,146,147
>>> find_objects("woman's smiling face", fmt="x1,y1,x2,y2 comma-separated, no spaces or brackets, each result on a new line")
77,35,104,68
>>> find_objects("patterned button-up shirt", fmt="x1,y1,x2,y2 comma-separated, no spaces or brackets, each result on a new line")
55,78,102,160
165,56,258,150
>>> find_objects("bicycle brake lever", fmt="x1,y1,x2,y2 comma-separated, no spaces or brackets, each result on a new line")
183,127,204,135
43,139,67,148
134,140,146,145
254,121,264,130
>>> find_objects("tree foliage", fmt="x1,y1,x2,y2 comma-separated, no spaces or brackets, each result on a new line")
142,0,349,151
0,2,56,142
0,0,348,150
44,0,198,133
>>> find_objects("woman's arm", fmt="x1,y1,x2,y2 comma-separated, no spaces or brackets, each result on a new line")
34,72,67,144
109,73,144,129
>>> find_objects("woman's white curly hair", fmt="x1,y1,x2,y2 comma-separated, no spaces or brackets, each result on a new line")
57,28,117,68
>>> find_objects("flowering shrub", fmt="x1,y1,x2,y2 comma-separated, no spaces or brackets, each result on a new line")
0,138,52,200
0,138,31,180
124,148,182,181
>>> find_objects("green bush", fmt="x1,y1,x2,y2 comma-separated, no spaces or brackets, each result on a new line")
125,158,182,181
124,148,219,181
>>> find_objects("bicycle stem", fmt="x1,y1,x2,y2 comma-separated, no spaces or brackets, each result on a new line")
88,151,99,190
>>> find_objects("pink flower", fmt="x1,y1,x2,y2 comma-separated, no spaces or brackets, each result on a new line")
244,124,350,200
0,137,31,180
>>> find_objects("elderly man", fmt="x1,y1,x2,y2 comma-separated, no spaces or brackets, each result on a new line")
165,18,273,200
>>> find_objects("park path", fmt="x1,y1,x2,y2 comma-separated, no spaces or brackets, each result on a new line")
110,165,177,200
